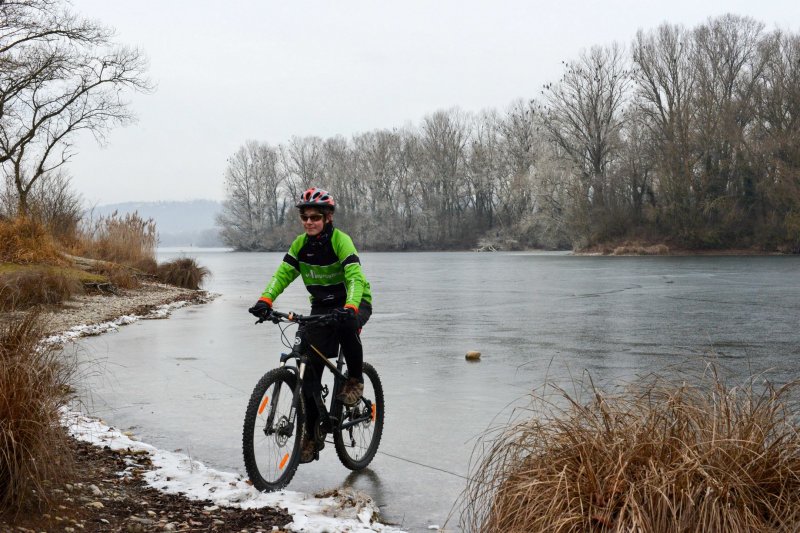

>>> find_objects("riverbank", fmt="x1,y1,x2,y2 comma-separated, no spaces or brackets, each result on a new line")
573,240,793,256
0,283,401,533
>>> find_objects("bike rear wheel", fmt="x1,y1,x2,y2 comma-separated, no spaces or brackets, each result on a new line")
333,362,384,470
242,367,304,491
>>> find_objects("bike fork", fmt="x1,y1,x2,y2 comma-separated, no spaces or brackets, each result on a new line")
287,361,307,427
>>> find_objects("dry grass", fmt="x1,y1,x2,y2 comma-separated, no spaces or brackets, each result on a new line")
0,312,75,516
612,243,670,256
0,217,64,265
131,257,158,276
461,365,800,532
73,211,157,268
157,257,210,290
0,268,84,311
89,263,140,290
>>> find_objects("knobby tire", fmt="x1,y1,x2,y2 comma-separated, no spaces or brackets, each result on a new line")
333,362,385,470
242,367,305,491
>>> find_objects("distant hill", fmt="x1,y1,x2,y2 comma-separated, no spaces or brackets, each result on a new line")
89,200,224,247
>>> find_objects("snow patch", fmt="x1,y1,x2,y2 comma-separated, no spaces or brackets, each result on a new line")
42,299,199,346
63,411,405,533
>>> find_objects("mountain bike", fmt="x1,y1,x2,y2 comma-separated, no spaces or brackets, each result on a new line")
242,309,385,491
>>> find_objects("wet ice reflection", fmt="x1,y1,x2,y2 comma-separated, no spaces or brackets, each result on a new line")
75,251,800,531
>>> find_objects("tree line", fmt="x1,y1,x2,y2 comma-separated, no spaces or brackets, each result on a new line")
220,14,800,252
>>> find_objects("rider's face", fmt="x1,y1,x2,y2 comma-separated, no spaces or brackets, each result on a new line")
300,208,328,237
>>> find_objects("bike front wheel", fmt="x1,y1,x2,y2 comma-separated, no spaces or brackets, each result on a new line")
242,367,304,491
333,362,385,470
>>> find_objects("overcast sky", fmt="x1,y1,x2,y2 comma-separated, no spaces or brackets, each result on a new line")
67,0,799,206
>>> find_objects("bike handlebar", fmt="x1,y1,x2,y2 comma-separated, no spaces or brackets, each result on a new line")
255,309,341,326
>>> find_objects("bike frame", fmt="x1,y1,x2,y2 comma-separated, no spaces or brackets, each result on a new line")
263,311,373,441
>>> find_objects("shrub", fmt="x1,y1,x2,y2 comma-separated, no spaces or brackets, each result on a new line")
0,217,63,265
73,211,157,268
462,365,800,532
0,313,75,515
156,257,210,290
0,269,83,311
90,263,140,290
131,257,158,276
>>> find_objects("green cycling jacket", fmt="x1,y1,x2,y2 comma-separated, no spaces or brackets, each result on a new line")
259,225,371,310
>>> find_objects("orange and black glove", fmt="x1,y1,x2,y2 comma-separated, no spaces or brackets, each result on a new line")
248,299,272,319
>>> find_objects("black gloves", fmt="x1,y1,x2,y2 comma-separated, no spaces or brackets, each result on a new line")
333,306,356,321
249,300,272,318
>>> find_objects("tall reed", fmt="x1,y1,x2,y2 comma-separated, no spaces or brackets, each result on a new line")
461,365,800,532
0,313,74,515
74,211,157,268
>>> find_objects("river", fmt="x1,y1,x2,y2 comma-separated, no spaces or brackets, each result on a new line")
74,250,800,532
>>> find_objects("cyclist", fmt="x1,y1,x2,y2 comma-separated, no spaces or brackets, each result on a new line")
249,187,372,463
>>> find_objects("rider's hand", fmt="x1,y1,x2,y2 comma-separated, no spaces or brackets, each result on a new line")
333,306,356,321
249,300,272,319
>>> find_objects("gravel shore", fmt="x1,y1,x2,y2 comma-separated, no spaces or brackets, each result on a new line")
38,281,212,336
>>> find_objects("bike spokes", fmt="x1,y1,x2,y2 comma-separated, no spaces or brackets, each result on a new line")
243,368,303,491
334,363,384,470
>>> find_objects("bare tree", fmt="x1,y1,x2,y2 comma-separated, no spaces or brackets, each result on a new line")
467,109,502,231
321,135,360,215
217,141,287,250
419,108,470,243
282,136,325,203
0,0,151,216
752,30,800,249
692,15,766,223
497,99,539,228
631,22,697,225
542,44,630,213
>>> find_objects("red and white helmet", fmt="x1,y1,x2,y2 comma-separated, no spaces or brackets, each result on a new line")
296,187,335,211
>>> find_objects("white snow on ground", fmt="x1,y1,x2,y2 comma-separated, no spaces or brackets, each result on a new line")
42,300,196,346
64,411,406,533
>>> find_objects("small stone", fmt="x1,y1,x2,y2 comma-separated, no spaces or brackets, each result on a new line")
213,520,225,526
99,519,110,524
163,524,176,532
465,350,481,361
89,484,102,496
86,501,104,510
203,505,219,512
146,510,156,517
64,484,73,492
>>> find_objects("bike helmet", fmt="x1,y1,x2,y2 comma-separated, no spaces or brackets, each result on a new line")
296,187,336,211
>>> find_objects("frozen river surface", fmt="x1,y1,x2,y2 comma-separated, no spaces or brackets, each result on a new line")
75,251,800,531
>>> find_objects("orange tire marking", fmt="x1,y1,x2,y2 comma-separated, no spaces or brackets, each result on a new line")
258,397,269,415
279,453,289,470
371,403,376,422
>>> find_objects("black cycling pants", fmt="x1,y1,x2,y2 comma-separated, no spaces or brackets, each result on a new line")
302,303,372,434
